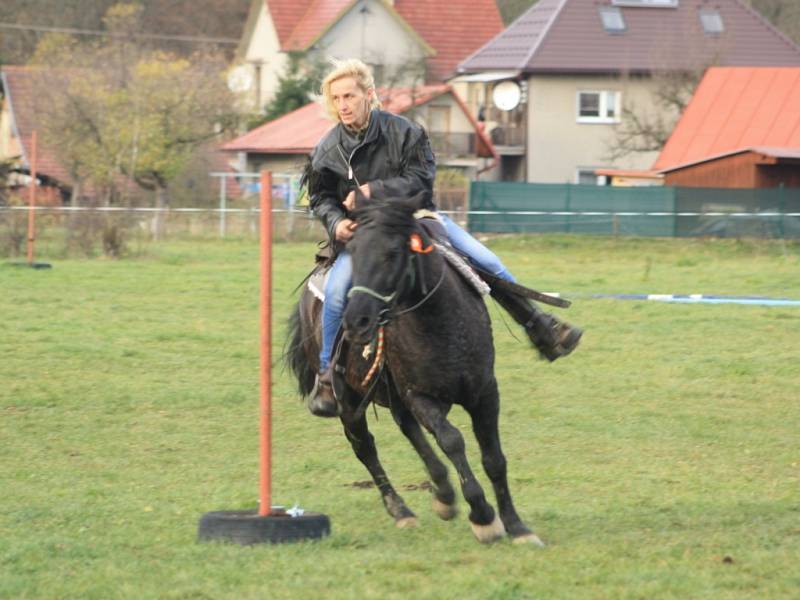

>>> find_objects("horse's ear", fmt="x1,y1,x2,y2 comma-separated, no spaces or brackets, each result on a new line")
395,190,429,215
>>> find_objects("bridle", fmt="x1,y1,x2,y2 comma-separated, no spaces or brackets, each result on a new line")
346,231,445,326
345,227,446,404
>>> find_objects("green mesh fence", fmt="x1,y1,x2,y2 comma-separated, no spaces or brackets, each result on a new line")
467,182,800,238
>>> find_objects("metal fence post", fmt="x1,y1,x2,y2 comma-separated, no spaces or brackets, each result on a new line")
671,186,678,238
219,175,227,238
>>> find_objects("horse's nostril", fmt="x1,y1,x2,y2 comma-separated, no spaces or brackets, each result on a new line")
357,316,371,331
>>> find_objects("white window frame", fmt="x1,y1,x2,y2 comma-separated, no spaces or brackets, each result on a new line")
576,90,622,124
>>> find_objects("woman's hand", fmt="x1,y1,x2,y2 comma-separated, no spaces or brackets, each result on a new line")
343,183,371,212
335,218,358,242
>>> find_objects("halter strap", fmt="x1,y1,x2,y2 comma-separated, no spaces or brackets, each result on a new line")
347,286,397,304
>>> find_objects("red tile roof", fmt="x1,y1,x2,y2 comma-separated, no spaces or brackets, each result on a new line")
223,102,335,154
283,0,352,50
459,0,800,74
264,0,503,82
394,0,504,81
268,0,315,47
654,67,800,171
223,84,496,158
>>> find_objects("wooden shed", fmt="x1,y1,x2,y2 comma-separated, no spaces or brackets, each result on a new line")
660,147,800,189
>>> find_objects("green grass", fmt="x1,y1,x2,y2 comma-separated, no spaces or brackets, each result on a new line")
2,236,799,599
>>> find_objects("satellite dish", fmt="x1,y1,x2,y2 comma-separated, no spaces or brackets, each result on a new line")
492,80,521,111
227,65,254,93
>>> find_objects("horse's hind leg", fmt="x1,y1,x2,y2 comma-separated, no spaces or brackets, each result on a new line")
467,381,545,546
407,394,504,543
390,401,457,520
341,410,417,528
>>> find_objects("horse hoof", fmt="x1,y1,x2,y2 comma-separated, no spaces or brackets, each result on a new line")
512,533,546,547
470,515,505,544
395,516,418,529
432,497,457,521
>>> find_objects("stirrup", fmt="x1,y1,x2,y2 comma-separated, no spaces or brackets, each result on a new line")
308,371,339,418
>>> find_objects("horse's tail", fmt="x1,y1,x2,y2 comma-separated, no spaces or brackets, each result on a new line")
286,298,316,398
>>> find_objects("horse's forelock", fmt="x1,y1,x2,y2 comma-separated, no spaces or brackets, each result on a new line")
355,199,416,237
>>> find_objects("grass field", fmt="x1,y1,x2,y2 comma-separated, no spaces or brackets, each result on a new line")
2,235,799,599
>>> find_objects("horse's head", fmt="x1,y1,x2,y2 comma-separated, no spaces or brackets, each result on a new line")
342,189,430,345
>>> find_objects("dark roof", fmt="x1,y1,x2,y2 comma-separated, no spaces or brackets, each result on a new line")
458,0,800,75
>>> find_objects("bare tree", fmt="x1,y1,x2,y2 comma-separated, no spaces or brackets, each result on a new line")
604,68,704,162
749,0,800,44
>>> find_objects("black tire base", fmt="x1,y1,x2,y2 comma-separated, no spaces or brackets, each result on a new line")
7,261,52,270
197,510,331,545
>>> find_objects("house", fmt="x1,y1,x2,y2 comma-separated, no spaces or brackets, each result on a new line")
222,84,497,210
455,0,800,184
654,67,800,188
234,0,504,110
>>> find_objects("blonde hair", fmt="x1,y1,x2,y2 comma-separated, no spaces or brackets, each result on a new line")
320,58,382,121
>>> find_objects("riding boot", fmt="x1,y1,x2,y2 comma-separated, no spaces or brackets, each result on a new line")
308,366,339,418
525,309,583,362
490,287,583,362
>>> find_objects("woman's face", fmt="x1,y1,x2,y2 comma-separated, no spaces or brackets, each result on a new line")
330,76,373,129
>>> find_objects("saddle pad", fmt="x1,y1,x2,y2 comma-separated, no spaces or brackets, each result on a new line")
434,242,491,296
307,267,329,302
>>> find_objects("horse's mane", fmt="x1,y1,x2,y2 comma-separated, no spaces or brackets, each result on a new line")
353,197,418,237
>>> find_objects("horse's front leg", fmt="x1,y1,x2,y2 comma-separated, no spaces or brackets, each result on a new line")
340,398,417,528
390,400,458,520
467,380,545,546
407,393,504,543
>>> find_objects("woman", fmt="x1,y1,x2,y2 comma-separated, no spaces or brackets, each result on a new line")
304,59,581,417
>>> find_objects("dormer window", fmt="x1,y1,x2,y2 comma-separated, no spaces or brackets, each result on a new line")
599,6,626,33
699,9,724,34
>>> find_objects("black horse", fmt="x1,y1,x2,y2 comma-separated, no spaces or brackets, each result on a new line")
287,191,543,545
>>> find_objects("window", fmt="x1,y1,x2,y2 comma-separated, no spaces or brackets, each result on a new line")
577,91,621,123
576,168,607,186
699,9,724,34
599,6,626,33
611,0,678,7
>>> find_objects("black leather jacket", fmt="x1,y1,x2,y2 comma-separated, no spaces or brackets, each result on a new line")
306,109,436,241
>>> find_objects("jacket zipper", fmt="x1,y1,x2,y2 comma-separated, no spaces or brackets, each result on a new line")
337,143,362,187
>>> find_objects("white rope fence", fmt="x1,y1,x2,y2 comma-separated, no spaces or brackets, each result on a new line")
4,206,800,217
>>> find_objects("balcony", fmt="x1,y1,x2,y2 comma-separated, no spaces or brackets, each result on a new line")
428,131,479,159
488,125,525,154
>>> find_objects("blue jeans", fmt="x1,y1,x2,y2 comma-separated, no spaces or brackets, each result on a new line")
318,215,514,371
